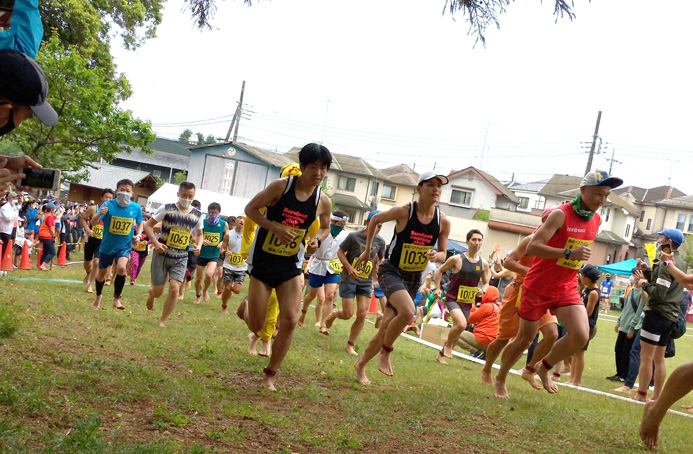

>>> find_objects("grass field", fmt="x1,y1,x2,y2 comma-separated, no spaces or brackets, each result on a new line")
0,253,692,453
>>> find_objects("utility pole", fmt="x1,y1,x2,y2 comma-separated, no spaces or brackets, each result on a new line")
225,80,245,142
584,111,602,175
479,124,490,168
607,147,621,174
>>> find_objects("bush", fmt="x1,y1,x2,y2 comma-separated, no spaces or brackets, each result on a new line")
0,305,19,338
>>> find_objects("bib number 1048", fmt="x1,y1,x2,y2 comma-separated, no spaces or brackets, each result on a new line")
262,223,306,257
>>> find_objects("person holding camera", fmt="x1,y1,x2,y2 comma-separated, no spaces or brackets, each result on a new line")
456,286,501,355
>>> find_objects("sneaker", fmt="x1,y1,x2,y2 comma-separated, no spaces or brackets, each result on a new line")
606,374,621,382
618,377,625,382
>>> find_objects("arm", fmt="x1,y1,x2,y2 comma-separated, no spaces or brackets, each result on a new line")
220,231,230,256
431,213,451,264
641,264,674,304
480,260,490,292
526,209,591,262
355,205,408,269
193,222,203,256
338,248,358,280
658,253,693,286
434,255,460,299
490,266,513,279
504,235,532,275
0,0,43,57
627,289,648,336
245,178,296,245
91,203,107,227
143,217,166,254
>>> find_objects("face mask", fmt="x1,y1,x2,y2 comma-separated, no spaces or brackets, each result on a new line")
208,213,220,226
178,197,192,208
0,106,15,136
330,224,345,237
629,276,635,284
116,191,131,207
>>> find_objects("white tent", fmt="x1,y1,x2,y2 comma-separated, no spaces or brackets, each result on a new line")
145,183,250,217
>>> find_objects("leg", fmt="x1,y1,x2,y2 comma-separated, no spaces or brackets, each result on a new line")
456,331,482,353
147,285,165,311
566,351,585,386
376,290,416,377
650,346,668,401
193,265,205,304
112,256,128,309
159,279,182,327
134,254,147,281
320,283,339,331
129,252,140,284
326,296,354,328
203,261,217,302
298,284,320,327
482,338,509,385
346,295,370,356
437,308,466,364
354,307,396,386
83,258,92,284
314,286,326,328
91,265,109,310
523,322,559,389
494,318,540,398
258,291,279,357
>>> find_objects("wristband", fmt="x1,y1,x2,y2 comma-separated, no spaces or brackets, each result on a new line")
664,260,673,267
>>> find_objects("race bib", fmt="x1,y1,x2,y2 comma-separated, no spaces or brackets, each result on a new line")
398,243,430,272
457,285,477,304
109,216,133,236
226,252,244,267
352,257,373,279
557,238,593,270
261,223,306,257
204,231,221,247
133,239,148,252
92,224,103,239
515,284,522,308
302,261,308,270
166,228,191,249
329,258,342,273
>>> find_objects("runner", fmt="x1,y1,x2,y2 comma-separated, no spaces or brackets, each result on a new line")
143,182,203,327
80,188,114,293
434,229,490,365
297,210,350,333
493,169,622,398
220,213,246,315
242,144,332,390
480,206,560,389
324,210,387,355
90,179,143,311
129,224,150,285
354,171,450,386
193,202,228,304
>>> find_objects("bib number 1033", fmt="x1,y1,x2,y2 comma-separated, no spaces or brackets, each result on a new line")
399,243,430,272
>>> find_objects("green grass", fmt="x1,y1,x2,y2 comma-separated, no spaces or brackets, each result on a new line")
0,253,692,453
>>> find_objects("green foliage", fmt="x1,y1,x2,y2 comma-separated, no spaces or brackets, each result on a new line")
678,236,693,271
0,304,19,338
174,171,188,185
154,175,166,189
473,208,490,221
178,129,193,143
178,130,216,145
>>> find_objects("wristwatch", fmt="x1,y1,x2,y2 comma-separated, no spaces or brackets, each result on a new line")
663,260,673,267
564,248,572,259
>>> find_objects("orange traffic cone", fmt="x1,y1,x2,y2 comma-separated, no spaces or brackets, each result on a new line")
19,242,31,270
57,242,67,266
368,291,379,313
1,240,13,271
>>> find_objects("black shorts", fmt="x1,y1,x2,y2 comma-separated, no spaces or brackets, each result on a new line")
249,263,302,289
583,325,597,351
185,251,197,280
378,260,421,315
196,256,219,268
640,310,676,347
84,238,101,261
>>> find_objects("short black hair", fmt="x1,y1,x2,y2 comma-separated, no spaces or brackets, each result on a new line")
191,199,201,209
333,210,349,219
228,216,237,224
102,188,115,197
298,143,332,170
466,229,483,241
208,202,221,212
116,179,134,191
179,181,196,192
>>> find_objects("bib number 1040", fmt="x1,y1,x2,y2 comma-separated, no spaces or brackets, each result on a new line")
399,243,430,272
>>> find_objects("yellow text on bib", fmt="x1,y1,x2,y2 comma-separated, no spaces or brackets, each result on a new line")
457,285,477,304
262,223,306,257
204,231,220,247
399,243,430,272
329,258,342,273
352,257,373,279
92,224,103,239
109,216,133,236
166,228,191,249
226,252,244,267
557,238,593,270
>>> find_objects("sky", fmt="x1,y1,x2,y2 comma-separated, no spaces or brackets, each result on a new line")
110,0,693,194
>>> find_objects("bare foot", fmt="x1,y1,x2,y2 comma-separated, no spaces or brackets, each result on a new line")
534,361,558,394
640,399,663,450
314,321,321,328
216,292,222,299
91,295,102,310
86,284,93,294
377,351,393,376
130,281,135,285
613,385,633,394
236,298,247,321
374,312,383,329
565,380,580,387
632,392,648,403
261,375,277,391
436,351,448,365
259,339,271,357
178,293,184,301
297,310,307,327
247,333,259,356
346,344,359,356
681,404,693,412
112,298,125,310
354,360,371,386
203,291,210,302
158,319,166,328
318,327,329,336
146,298,154,311
221,305,229,314
481,368,493,386
83,274,90,284
105,279,111,286
442,344,453,359
494,376,509,399
324,310,337,329
193,294,202,305
521,368,542,390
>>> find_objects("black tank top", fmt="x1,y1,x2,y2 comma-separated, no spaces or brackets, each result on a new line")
248,175,321,270
446,254,483,305
386,202,440,273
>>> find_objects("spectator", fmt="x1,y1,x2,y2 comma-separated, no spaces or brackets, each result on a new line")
600,273,614,313
0,189,19,258
607,268,641,383
566,264,601,387
37,202,56,270
456,286,501,355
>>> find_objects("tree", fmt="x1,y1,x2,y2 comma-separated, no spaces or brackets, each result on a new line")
179,129,193,143
678,237,693,272
196,132,205,145
205,134,217,144
1,37,156,182
174,171,188,185
183,0,576,45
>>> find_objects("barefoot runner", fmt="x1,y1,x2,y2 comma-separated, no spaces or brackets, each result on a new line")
354,171,450,385
81,188,114,292
243,144,332,390
90,180,143,310
220,213,246,314
324,210,386,355
193,202,228,304
493,169,622,398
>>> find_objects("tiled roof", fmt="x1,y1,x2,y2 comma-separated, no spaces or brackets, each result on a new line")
68,163,153,190
537,174,583,197
379,164,418,187
596,230,630,246
447,166,519,204
656,195,693,209
116,147,190,170
189,141,295,168
284,149,386,179
508,179,550,193
332,193,370,211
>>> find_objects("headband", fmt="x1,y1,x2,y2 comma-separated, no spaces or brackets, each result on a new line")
331,214,349,222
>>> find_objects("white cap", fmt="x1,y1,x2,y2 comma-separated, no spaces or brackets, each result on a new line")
417,171,449,185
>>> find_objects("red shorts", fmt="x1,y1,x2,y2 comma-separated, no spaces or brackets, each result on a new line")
517,288,582,321
497,282,558,340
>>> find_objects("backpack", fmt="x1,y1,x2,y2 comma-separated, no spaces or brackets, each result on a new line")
670,293,689,340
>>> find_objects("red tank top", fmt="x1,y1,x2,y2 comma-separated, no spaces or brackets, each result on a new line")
522,203,600,296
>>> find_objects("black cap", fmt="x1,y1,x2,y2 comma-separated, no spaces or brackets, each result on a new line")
0,50,58,127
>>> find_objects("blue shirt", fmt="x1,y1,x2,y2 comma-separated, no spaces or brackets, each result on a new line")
26,207,38,232
601,278,614,295
0,0,43,58
98,200,143,256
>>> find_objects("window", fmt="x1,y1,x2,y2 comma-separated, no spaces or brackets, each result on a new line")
640,210,645,222
605,209,610,222
152,169,161,178
382,184,396,200
688,215,693,233
338,176,356,192
625,224,631,237
370,182,379,196
646,219,652,230
676,213,686,231
533,197,545,210
518,197,529,209
450,188,472,206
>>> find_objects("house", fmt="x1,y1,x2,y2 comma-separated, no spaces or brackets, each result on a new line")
112,138,192,183
507,179,549,215
377,164,418,209
66,163,158,207
441,166,520,219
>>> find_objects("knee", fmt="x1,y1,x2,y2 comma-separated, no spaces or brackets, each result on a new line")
326,291,337,302
281,312,298,330
355,309,368,321
151,287,164,298
399,307,415,321
542,327,559,343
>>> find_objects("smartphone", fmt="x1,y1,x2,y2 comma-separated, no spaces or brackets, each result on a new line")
660,244,672,255
0,0,14,29
18,167,61,191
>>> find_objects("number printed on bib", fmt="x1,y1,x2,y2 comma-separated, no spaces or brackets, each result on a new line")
398,243,430,272
166,228,191,249
557,237,593,269
92,224,103,239
351,257,373,279
204,231,220,247
329,258,342,273
261,223,306,257
226,252,244,267
109,216,134,236
457,285,477,304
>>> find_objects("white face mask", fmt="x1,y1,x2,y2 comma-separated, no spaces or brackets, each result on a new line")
178,197,192,208
116,191,131,207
